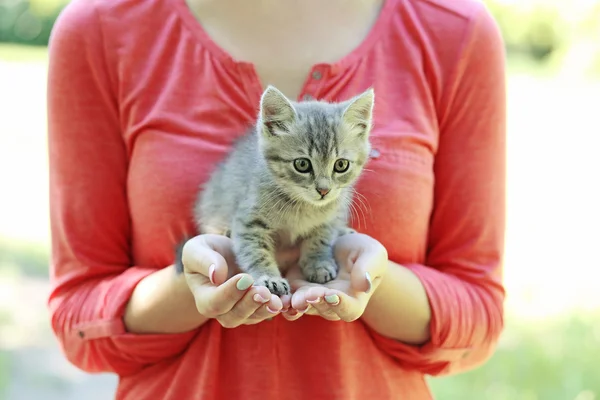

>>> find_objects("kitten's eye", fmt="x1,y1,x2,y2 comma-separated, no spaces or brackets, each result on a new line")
293,158,312,173
334,159,350,173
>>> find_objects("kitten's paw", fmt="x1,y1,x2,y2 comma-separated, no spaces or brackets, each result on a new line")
302,258,338,284
254,275,291,296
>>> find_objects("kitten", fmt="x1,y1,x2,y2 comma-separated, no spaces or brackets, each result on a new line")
179,86,374,296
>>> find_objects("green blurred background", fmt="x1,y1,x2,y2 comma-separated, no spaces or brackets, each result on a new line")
1,0,599,399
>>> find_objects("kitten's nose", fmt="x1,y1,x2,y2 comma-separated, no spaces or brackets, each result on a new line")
317,187,330,197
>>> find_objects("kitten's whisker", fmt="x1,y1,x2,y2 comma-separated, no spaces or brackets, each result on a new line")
350,188,370,229
348,201,361,231
353,190,372,215
261,188,293,218
265,193,287,215
354,193,370,226
272,190,301,225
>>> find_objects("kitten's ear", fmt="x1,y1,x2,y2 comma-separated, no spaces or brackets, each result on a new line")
259,85,297,136
342,88,375,137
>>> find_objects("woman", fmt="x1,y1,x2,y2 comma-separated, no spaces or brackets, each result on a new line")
47,0,507,398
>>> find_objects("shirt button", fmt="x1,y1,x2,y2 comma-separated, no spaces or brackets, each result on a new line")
78,331,85,338
369,148,381,159
311,70,322,80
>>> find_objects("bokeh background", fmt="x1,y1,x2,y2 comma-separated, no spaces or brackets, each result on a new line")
1,0,599,399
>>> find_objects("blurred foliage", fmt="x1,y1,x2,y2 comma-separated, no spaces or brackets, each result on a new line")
0,311,11,398
0,0,68,46
487,1,565,61
0,350,9,399
429,313,600,399
0,238,49,278
486,0,600,78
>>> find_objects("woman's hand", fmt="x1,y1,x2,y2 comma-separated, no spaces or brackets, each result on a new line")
283,233,388,322
181,234,298,328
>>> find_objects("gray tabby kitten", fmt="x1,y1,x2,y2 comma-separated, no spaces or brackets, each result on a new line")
192,86,374,296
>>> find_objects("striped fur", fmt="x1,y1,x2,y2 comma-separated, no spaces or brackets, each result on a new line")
193,86,374,296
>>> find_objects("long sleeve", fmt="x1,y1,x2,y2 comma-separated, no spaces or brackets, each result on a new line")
46,0,198,375
367,5,507,376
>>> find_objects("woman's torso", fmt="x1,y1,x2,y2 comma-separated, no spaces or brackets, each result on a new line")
95,0,477,397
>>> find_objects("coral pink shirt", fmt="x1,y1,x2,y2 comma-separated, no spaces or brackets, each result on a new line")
47,0,506,398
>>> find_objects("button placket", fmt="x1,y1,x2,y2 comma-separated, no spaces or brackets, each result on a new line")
369,148,381,159
300,67,327,101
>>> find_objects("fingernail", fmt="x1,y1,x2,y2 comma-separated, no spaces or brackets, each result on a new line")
307,297,321,304
365,272,372,294
236,275,254,291
267,306,280,314
208,264,216,285
253,293,269,304
325,294,340,305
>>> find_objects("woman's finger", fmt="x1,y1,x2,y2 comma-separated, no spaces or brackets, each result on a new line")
305,287,340,321
323,289,363,322
218,285,277,327
248,293,284,321
288,287,314,315
281,307,307,321
182,235,231,285
292,286,339,321
348,245,388,294
193,273,255,317
183,240,229,298
280,294,292,312
281,300,311,321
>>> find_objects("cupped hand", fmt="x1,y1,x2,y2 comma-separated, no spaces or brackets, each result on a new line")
181,234,299,328
283,233,388,322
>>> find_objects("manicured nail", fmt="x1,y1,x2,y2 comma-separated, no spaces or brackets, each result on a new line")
236,275,254,291
365,272,372,294
267,306,280,314
307,297,321,304
208,264,216,285
325,294,340,305
253,293,269,304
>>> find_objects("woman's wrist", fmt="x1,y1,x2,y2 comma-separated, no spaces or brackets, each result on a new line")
362,261,432,345
124,265,209,334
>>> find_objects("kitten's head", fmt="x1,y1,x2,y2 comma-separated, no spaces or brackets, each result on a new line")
256,85,374,207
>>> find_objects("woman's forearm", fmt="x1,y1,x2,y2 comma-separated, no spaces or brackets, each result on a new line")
124,265,209,334
362,261,432,345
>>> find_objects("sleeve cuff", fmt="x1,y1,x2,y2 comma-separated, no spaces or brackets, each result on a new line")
52,266,201,375
365,325,471,375
363,262,499,376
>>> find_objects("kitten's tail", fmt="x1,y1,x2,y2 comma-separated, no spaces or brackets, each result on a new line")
173,237,191,275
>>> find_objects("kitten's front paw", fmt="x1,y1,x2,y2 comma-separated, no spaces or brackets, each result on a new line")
301,258,338,284
254,275,291,296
